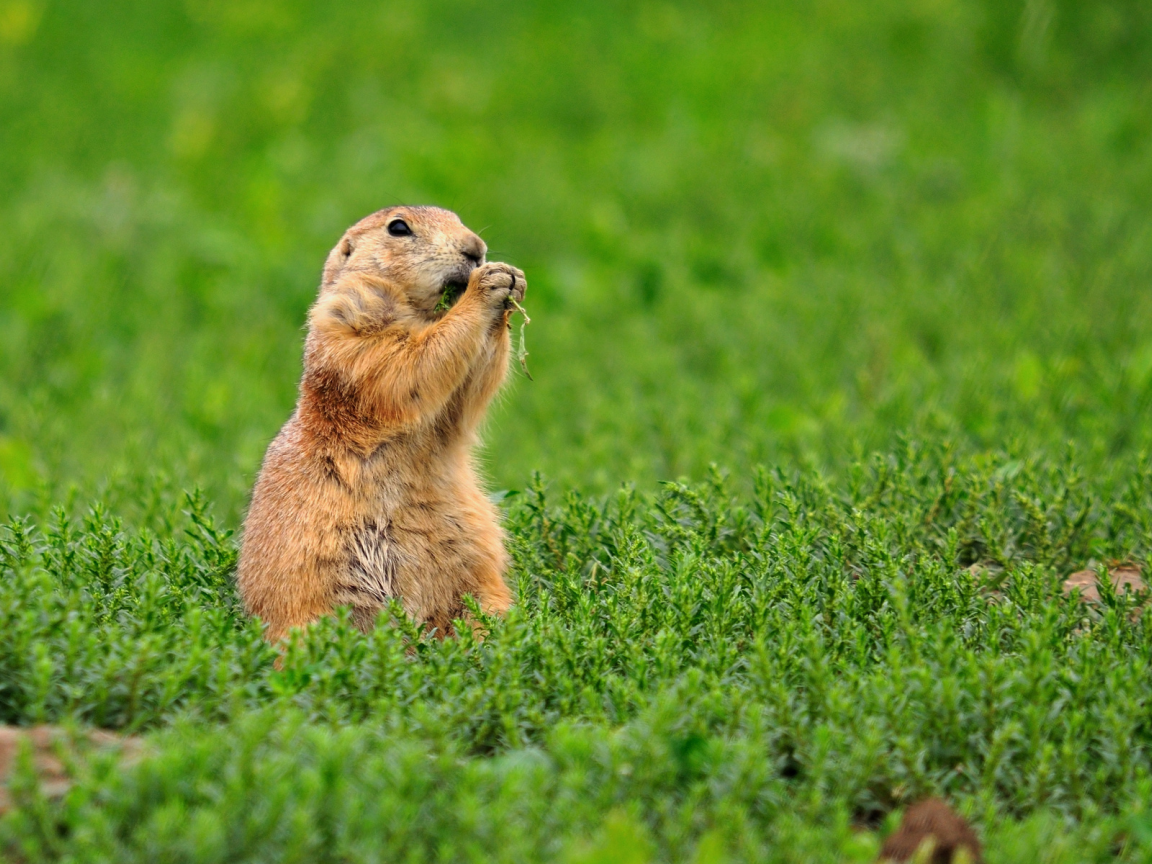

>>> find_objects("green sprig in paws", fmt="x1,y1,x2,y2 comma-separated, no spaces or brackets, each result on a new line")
433,285,532,379
507,297,533,381
434,284,465,314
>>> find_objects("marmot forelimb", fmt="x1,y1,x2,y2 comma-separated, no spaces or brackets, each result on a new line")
237,206,525,642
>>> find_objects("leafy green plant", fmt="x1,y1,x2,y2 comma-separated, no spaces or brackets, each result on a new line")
1,447,1151,859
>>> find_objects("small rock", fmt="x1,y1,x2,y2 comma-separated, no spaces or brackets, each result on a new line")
878,798,983,863
0,726,141,814
1063,566,1146,604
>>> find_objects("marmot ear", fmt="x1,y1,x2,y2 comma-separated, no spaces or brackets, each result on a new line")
321,237,354,289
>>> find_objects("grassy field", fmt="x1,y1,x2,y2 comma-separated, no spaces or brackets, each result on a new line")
2,0,1152,860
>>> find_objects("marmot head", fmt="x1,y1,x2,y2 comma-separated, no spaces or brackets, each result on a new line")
321,206,487,315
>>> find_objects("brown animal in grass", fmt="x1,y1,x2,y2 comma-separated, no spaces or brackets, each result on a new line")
237,206,524,642
878,798,983,863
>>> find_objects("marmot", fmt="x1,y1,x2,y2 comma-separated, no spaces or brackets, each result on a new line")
237,206,525,642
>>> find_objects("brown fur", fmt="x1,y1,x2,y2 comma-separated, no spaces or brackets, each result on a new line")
878,799,983,864
237,206,525,642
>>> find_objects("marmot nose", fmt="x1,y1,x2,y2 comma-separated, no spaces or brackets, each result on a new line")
461,235,486,266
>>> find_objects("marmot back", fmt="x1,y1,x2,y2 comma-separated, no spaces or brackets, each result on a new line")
237,206,526,642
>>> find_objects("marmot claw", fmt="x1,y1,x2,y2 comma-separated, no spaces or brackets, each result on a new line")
473,262,526,306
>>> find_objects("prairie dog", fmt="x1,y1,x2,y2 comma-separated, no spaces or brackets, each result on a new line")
237,206,524,642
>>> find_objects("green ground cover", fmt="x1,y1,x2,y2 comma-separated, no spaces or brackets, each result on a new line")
1,0,1151,859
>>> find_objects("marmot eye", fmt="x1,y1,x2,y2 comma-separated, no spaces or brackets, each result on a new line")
387,219,413,237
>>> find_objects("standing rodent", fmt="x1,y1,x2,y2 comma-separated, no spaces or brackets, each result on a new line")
237,206,525,642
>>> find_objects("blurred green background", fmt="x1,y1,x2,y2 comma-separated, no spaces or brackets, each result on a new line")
0,0,1150,520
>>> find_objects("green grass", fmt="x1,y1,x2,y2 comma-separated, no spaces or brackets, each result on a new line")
1,0,1152,859
3,452,1152,861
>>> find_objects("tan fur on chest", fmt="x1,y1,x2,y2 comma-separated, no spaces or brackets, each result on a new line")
237,206,524,642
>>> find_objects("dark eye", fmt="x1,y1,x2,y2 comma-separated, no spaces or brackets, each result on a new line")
388,219,412,237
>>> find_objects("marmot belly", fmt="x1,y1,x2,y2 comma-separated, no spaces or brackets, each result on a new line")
238,423,506,640
335,465,506,632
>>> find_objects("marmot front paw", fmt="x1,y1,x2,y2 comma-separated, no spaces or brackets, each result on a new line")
471,262,526,308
